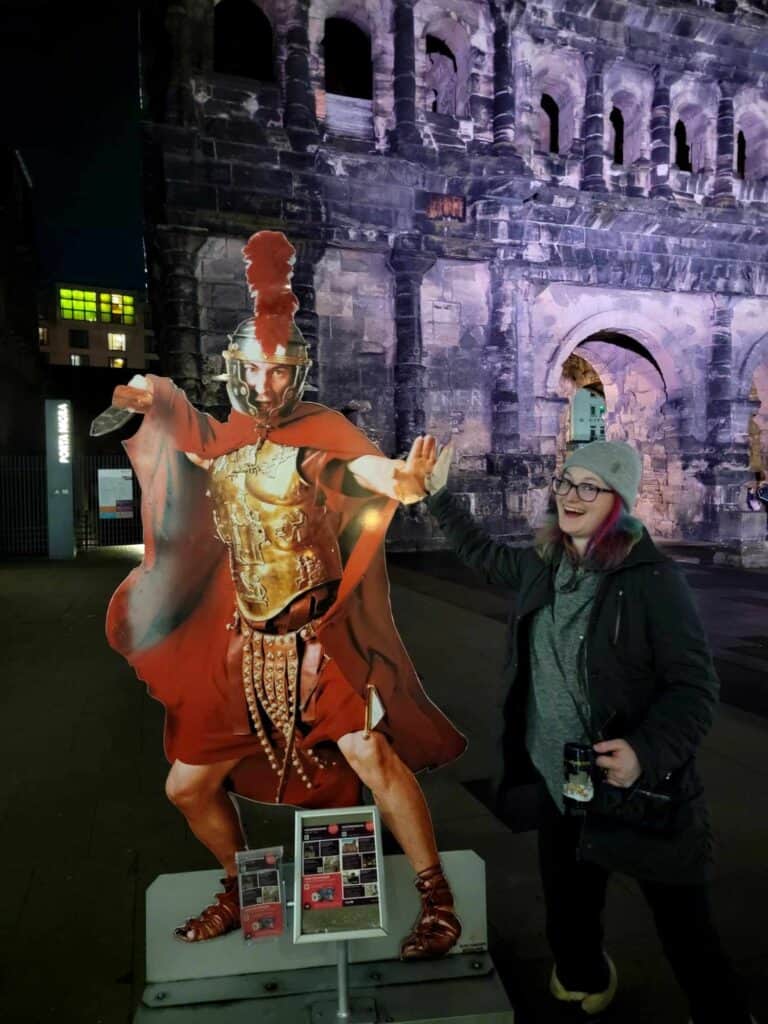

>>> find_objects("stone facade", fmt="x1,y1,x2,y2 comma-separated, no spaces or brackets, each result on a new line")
139,0,768,560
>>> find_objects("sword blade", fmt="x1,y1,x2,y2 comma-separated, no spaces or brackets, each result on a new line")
89,405,135,437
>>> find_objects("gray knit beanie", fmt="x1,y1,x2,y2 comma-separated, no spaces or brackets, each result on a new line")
562,441,642,511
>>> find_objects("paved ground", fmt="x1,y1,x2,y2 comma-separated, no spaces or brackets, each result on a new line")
0,546,766,1023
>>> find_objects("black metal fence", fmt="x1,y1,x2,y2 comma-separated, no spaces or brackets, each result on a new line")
0,455,48,555
0,453,142,556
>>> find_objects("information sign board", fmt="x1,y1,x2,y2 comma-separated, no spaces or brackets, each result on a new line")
293,806,387,944
98,468,134,519
236,846,285,941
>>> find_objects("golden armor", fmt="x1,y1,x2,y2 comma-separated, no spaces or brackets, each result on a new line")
209,440,343,797
209,440,343,624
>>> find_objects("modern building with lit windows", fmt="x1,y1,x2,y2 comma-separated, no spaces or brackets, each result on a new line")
38,284,157,370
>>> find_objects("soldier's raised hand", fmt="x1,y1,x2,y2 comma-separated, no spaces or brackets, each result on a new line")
113,374,154,414
393,435,453,501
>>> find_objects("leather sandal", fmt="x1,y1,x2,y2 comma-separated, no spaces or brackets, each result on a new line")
400,863,462,961
174,876,241,942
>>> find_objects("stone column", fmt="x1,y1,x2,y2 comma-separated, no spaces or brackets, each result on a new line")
581,52,608,192
292,239,326,387
387,238,435,454
707,297,735,447
488,261,519,457
650,66,673,199
392,0,422,153
711,83,736,207
703,297,759,561
157,0,213,124
154,225,209,400
490,1,524,155
283,0,320,150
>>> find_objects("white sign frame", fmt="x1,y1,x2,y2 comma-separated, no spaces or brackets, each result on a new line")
293,805,387,944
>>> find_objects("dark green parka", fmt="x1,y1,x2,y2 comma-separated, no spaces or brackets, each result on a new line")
427,488,718,885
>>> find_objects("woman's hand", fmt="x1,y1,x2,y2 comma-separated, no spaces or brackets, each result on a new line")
593,738,641,788
391,435,454,501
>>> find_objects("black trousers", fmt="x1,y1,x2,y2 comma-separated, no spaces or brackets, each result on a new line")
538,788,752,1024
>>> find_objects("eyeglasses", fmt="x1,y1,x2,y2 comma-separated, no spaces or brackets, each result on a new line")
552,476,614,503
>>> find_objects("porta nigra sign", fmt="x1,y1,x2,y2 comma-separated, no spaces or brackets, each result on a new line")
45,399,75,559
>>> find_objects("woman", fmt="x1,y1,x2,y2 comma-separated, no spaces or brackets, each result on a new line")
417,437,754,1024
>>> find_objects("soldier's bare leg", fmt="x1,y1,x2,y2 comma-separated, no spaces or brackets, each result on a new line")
337,730,461,959
336,731,438,871
165,758,244,875
165,758,248,941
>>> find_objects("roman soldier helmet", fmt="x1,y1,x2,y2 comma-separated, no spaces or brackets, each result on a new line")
216,231,311,417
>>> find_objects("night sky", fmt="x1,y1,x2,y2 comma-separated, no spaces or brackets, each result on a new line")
4,0,145,290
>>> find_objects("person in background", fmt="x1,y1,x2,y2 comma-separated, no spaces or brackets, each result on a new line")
412,435,755,1024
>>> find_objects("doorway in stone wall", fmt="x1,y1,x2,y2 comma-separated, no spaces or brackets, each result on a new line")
556,332,680,537
748,366,768,479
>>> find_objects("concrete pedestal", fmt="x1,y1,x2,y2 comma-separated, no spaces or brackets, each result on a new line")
714,510,768,568
135,850,514,1023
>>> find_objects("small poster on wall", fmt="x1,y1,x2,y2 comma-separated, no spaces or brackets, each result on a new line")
293,805,387,944
97,468,134,519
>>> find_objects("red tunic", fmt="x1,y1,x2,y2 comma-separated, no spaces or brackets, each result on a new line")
106,376,466,806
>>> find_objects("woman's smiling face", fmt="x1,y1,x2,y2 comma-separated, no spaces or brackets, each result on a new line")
555,466,616,545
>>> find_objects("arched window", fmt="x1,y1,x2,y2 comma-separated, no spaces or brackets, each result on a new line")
425,34,457,115
609,106,624,165
323,18,372,100
541,94,560,154
426,35,456,70
214,0,275,82
674,119,692,171
737,129,747,179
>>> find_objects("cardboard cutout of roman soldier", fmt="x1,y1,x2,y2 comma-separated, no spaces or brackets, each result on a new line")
105,231,466,956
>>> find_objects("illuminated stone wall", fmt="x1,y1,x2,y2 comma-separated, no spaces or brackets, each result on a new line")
140,0,768,560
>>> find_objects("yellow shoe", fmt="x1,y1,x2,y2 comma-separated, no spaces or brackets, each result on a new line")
550,954,618,1015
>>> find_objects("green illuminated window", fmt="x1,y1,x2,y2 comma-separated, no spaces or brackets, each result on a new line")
59,287,98,322
99,292,136,325
58,287,137,324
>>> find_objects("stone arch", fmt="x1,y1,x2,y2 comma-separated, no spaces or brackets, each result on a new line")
323,16,373,99
421,15,472,119
557,354,611,448
737,331,768,400
543,310,681,400
530,49,586,156
603,61,653,167
738,333,768,475
213,0,276,82
309,0,390,136
541,94,560,153
550,331,682,535
733,87,768,180
609,106,624,164
670,76,718,173
674,119,692,171
737,129,747,178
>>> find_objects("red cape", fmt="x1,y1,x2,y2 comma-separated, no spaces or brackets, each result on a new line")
107,377,466,804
